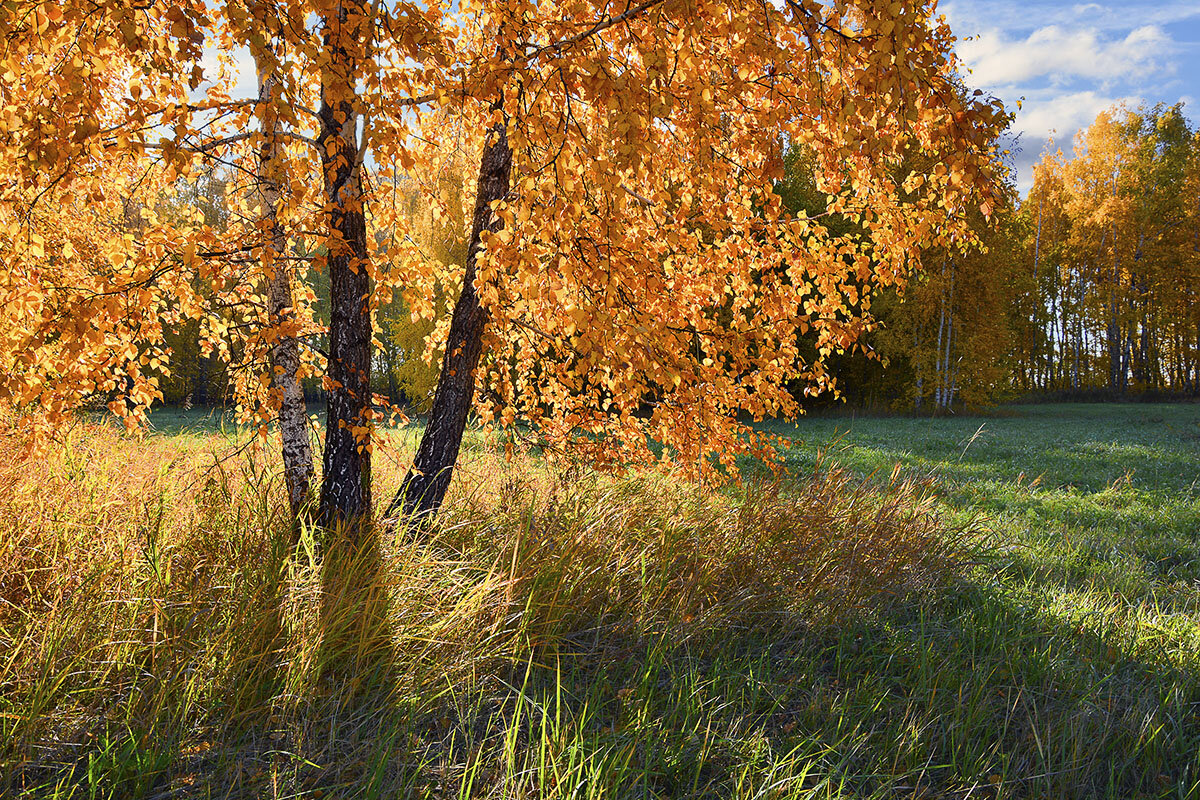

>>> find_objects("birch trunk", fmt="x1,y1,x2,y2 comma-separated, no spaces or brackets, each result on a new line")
255,56,314,520
1032,194,1043,390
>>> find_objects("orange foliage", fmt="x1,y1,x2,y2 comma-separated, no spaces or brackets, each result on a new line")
1,0,1010,489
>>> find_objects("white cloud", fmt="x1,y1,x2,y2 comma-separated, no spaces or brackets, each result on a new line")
1015,89,1141,141
941,0,1199,197
958,24,1175,88
1001,90,1141,194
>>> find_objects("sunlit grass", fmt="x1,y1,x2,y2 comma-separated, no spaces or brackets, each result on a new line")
2,402,1199,797
0,412,975,799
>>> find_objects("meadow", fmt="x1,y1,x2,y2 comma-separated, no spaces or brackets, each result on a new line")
2,403,1199,799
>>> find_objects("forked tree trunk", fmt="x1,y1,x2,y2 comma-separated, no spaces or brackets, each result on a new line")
387,113,512,523
255,59,314,521
317,2,372,529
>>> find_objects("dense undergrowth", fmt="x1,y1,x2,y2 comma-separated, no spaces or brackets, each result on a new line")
2,406,1199,798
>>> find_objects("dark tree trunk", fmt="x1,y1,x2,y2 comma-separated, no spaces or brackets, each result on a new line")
1106,311,1121,391
317,2,372,529
194,353,210,406
387,113,512,523
1106,254,1122,392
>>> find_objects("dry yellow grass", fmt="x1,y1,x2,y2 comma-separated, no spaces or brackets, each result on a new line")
0,418,970,798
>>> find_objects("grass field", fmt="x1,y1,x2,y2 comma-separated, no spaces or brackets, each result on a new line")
769,403,1200,796
771,402,1200,607
2,403,1199,798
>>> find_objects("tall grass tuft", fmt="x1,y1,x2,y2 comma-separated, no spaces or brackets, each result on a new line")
0,421,973,798
412,457,968,668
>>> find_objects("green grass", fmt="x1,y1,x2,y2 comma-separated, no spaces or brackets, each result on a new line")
759,402,1200,797
768,402,1200,600
3,403,1200,798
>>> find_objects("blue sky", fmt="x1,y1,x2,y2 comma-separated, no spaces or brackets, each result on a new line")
942,0,1200,196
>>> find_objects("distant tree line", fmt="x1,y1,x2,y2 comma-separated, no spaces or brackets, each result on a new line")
1012,104,1199,397
793,102,1199,411
775,137,1019,414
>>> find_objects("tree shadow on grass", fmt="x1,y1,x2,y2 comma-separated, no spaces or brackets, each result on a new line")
395,578,1200,799
9,450,1200,800
3,482,298,798
2,476,410,800
350,480,1200,799
774,439,1200,500
265,522,410,798
12,542,1198,800
158,520,410,799
765,402,1200,498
